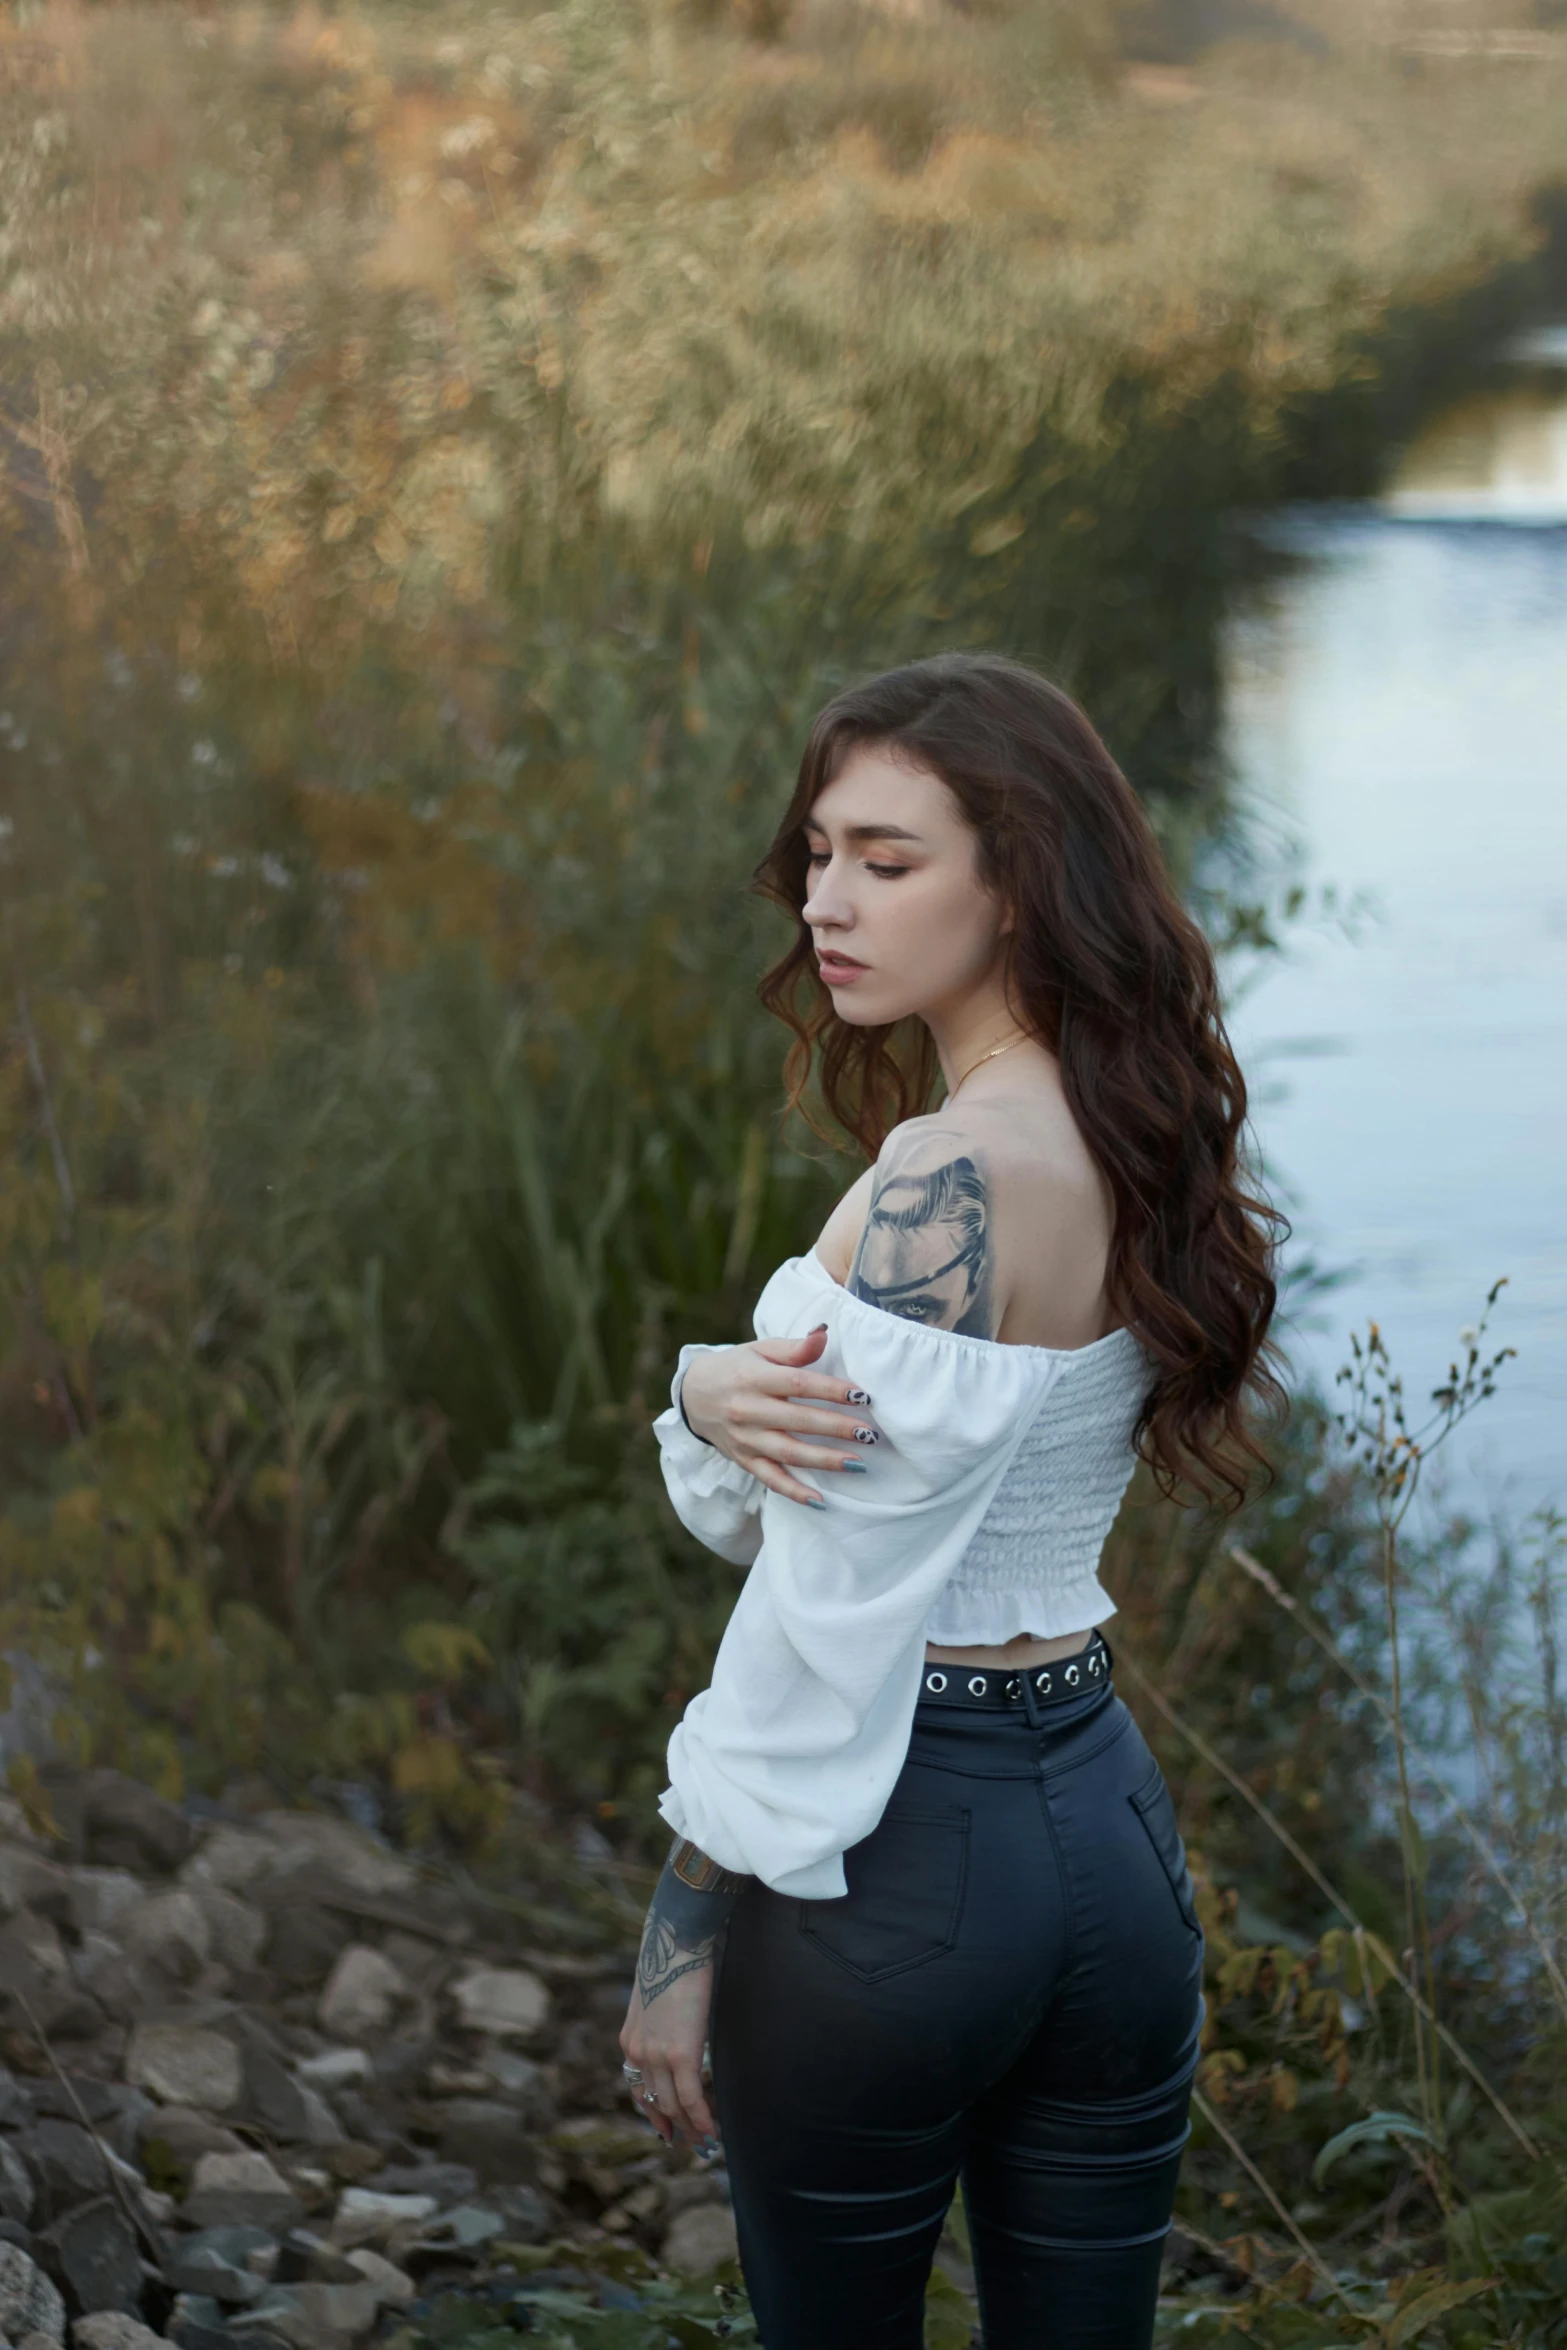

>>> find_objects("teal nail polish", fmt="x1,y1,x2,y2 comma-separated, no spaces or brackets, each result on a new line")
806,1495,827,1510
841,1460,870,1474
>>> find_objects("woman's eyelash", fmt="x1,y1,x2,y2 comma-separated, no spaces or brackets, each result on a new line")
804,851,909,877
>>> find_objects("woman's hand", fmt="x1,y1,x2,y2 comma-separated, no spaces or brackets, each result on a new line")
620,1953,718,2152
680,1326,878,1506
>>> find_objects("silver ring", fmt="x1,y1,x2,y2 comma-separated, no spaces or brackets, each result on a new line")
622,2063,644,2083
639,2087,660,2106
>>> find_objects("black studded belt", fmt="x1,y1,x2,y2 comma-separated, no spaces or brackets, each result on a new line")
918,1630,1113,1710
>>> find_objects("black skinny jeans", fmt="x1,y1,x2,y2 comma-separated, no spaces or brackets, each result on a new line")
710,1660,1204,2349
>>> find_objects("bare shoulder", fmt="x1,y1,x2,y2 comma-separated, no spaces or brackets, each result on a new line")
848,1112,998,1337
809,1121,964,1291
849,1095,1113,1347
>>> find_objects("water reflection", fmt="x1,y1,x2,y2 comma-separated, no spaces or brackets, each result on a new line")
1382,378,1567,525
1224,343,1567,1513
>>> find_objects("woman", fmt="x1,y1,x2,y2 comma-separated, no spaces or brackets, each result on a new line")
619,653,1280,2348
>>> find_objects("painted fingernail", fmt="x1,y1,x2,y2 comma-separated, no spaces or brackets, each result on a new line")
841,1459,870,1474
847,1388,872,1406
701,2137,721,2158
805,1495,827,1510
853,1426,878,1445
810,1322,828,1334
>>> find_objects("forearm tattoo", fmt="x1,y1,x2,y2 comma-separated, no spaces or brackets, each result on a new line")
636,1842,742,2009
849,1132,996,1338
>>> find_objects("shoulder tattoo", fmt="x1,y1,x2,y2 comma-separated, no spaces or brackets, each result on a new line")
848,1135,995,1338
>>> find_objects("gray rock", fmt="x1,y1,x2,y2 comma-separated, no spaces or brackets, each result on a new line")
164,2294,232,2350
365,2039,425,2097
134,2111,241,2180
24,2123,109,2222
234,2051,310,2147
0,1852,74,1927
258,1898,348,1990
341,2249,413,2309
363,2163,475,2206
0,2063,31,2129
188,1894,264,1979
72,2315,175,2349
0,1910,106,2043
271,2233,360,2287
182,2153,296,2236
662,2201,739,2275
119,1895,209,1987
253,1817,413,1900
67,1935,144,2029
326,2191,434,2253
312,2090,385,2151
124,2029,241,2117
79,1774,194,1878
434,2099,528,2182
449,1966,549,2045
291,2088,340,2150
0,2140,34,2228
168,2227,275,2307
65,1873,142,1941
481,2182,548,2244
315,1949,403,2044
0,2240,66,2342
176,1832,273,1900
25,2082,121,2130
411,2204,503,2253
293,2051,366,2095
664,2170,729,2218
476,2046,546,2106
40,2198,141,2317
227,2281,378,2348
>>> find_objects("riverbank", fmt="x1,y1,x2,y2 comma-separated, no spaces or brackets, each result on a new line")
2,6,1567,2340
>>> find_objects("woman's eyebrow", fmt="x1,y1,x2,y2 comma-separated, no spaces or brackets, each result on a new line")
804,820,924,844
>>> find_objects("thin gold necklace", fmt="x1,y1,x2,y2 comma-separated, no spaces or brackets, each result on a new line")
948,1034,1030,1099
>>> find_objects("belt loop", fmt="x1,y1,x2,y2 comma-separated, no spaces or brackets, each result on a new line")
1019,1667,1045,1731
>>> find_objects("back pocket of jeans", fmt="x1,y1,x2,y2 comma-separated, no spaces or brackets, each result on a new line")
798,1803,970,1983
1129,1769,1201,1937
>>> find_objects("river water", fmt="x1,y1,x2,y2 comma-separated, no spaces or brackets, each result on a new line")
1223,334,1567,1520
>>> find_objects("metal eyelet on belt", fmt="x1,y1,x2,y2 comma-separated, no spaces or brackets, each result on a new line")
1065,1663,1081,1686
1089,1652,1103,1676
925,1670,948,1694
967,1675,988,1697
1004,1676,1022,1701
1035,1670,1052,1694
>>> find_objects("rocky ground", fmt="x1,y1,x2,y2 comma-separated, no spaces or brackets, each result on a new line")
0,1768,736,2348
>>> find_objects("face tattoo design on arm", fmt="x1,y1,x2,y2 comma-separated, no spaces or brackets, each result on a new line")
636,1840,742,2008
848,1129,996,1338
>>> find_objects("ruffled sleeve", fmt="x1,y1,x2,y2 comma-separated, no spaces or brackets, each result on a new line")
653,1345,765,1569
659,1257,1066,1900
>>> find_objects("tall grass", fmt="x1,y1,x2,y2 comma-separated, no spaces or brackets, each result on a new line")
3,0,1567,2335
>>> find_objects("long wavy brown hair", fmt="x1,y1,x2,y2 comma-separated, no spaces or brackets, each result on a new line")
754,652,1285,1507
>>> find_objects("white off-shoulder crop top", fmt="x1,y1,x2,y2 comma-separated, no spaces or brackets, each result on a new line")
654,1249,1153,1901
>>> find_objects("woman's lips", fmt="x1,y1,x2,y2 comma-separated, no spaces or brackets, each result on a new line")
818,954,867,983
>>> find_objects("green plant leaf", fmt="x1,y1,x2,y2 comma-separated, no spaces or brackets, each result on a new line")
1312,2111,1435,2187
1384,2277,1496,2348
